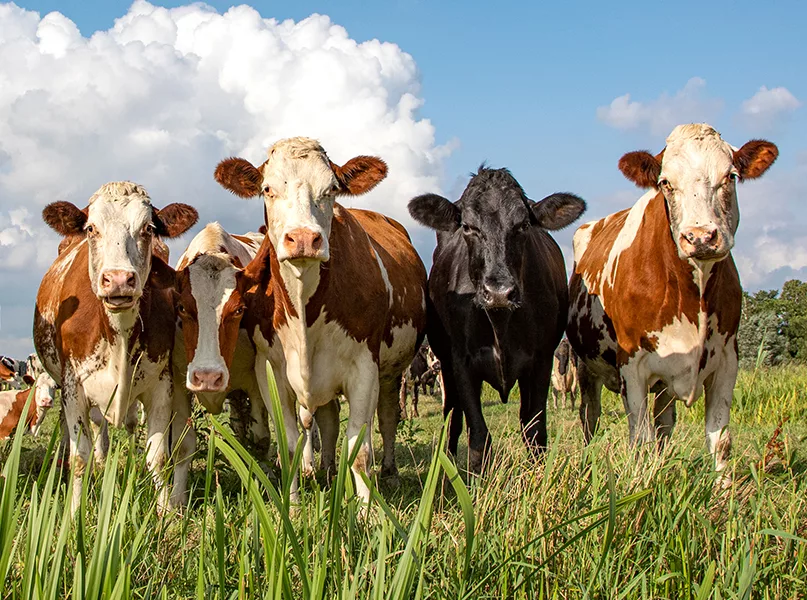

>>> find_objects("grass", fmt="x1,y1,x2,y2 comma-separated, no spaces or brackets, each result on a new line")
1,364,806,599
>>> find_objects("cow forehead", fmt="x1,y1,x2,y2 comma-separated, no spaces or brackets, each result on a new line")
187,255,238,308
87,182,152,227
262,137,336,187
662,124,734,181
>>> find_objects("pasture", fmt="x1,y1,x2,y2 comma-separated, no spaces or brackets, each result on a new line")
2,364,806,599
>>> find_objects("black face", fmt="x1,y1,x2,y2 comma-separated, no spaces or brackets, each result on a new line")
409,166,587,311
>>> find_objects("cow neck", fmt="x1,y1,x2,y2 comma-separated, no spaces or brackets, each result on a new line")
483,308,511,400
276,259,322,319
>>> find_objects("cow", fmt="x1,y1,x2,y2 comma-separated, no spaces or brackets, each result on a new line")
399,343,441,418
34,181,198,512
408,165,586,472
0,356,26,390
173,222,273,456
213,137,427,504
567,123,778,473
551,338,578,409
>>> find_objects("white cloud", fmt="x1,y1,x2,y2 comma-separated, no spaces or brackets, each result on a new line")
596,77,723,136
0,0,451,358
739,86,801,130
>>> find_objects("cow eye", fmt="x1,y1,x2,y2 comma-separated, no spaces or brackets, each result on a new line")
86,224,95,234
519,221,531,232
461,223,477,235
233,306,245,316
177,303,186,315
263,185,273,196
144,223,156,235
729,172,739,182
659,179,673,192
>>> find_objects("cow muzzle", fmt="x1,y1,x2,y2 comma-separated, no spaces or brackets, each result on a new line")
280,228,328,261
99,269,140,311
188,367,228,393
479,283,520,310
679,225,730,261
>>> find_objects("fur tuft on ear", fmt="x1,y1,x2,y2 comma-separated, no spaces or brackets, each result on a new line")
532,193,587,231
42,202,88,236
618,150,664,189
153,203,198,238
408,194,461,232
214,158,263,198
23,374,35,386
331,156,388,196
734,140,778,180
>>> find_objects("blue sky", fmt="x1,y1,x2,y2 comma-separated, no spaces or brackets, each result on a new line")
0,0,805,356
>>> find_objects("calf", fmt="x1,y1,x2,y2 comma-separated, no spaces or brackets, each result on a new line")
551,338,578,409
214,137,427,503
567,124,777,472
409,166,585,472
174,222,272,456
34,181,198,511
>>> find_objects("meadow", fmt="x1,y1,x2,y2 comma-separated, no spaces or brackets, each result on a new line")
1,365,806,599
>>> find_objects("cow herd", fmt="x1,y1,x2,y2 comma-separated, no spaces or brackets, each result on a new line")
2,123,777,513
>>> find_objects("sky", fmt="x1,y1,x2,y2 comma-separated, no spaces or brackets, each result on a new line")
0,0,805,357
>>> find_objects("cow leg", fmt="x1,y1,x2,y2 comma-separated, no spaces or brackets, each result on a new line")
412,381,419,418
519,359,551,459
450,361,485,474
398,375,408,421
254,357,301,503
89,406,109,469
63,380,93,513
141,374,173,513
621,367,653,447
653,388,677,448
439,354,464,457
315,399,339,480
377,375,402,479
344,363,380,505
569,372,578,410
577,361,602,443
299,405,317,477
705,350,737,474
169,386,196,510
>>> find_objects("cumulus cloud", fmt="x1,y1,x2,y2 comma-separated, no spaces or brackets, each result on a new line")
0,0,451,357
596,77,723,136
739,86,801,131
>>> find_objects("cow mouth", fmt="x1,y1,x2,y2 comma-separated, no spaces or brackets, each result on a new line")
103,295,137,311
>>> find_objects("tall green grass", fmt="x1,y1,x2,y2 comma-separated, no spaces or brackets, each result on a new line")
1,365,806,598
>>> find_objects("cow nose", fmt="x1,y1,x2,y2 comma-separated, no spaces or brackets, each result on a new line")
101,270,137,292
680,225,720,256
282,228,324,259
190,369,226,392
481,283,518,309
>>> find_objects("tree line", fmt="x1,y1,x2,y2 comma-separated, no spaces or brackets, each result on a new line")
738,279,807,368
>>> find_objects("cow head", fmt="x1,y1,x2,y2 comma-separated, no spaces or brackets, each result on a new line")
618,123,778,262
176,252,247,401
43,182,198,313
29,372,57,436
214,137,387,264
409,166,585,310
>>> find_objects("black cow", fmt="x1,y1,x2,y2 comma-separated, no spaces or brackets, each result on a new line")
409,166,585,472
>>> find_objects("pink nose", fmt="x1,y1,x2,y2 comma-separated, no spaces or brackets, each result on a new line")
190,369,226,392
282,228,324,259
37,395,54,409
680,225,720,256
101,270,137,293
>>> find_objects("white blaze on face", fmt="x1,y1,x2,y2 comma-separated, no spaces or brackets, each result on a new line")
260,137,339,262
659,124,740,260
186,254,237,390
85,182,155,299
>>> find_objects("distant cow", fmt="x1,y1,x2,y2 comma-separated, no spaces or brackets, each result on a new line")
409,166,586,472
567,123,778,472
0,356,26,390
173,222,273,457
551,338,578,409
399,343,440,418
34,181,198,512
214,137,427,503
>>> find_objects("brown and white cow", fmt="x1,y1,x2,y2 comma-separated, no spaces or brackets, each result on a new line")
214,137,427,504
173,222,273,455
567,124,778,472
34,181,198,511
0,375,49,439
551,338,578,410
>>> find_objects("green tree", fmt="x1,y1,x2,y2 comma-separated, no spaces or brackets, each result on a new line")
780,279,807,360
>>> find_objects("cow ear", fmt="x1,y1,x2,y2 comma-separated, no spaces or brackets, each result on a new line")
23,374,35,386
408,194,461,232
532,193,586,231
42,201,87,236
331,156,388,196
153,203,198,238
618,150,663,189
734,140,778,180
215,157,263,198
